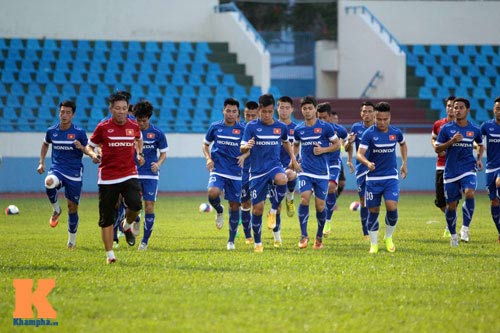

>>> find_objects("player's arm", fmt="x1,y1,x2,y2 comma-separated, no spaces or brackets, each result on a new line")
240,137,255,154
83,143,101,164
344,132,356,152
435,132,462,154
37,141,50,174
476,143,484,171
399,141,408,179
135,136,145,166
356,146,375,171
151,151,167,173
345,142,355,173
313,136,340,155
237,151,250,168
283,140,301,172
202,142,214,171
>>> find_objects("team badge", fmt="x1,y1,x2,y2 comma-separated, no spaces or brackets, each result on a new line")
389,135,396,141
126,129,135,136
290,129,294,135
273,128,281,134
67,134,75,140
147,133,155,139
466,131,474,137
314,128,322,133
232,129,241,134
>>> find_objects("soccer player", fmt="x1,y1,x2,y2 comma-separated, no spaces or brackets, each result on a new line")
431,96,456,237
83,92,145,264
357,101,408,254
435,97,484,246
345,101,375,239
37,100,89,249
240,101,260,244
202,98,245,250
241,94,300,252
316,102,348,236
133,100,168,250
328,109,347,197
293,96,340,249
480,97,500,243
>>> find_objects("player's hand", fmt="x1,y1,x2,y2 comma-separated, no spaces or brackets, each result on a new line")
237,152,249,168
73,140,83,151
290,159,302,173
452,132,463,143
346,161,355,174
476,159,483,171
151,162,159,173
400,163,408,179
348,133,356,144
313,143,324,155
37,163,45,174
366,161,375,171
137,155,145,166
246,137,255,150
206,158,214,172
91,154,101,164
437,151,446,157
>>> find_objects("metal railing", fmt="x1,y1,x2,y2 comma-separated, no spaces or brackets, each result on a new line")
360,70,383,98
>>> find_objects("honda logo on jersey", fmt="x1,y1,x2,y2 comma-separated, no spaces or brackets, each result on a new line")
314,128,322,133
273,128,281,134
147,133,155,139
67,134,75,140
389,135,396,141
126,129,134,136
466,131,474,137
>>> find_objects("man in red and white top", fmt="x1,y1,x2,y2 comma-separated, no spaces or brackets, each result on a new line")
85,92,145,264
431,95,455,237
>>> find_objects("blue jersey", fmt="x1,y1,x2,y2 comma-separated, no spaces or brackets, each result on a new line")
359,125,405,181
44,123,88,178
328,123,348,167
350,121,370,177
137,124,169,180
480,120,500,173
279,121,297,168
436,121,483,182
242,118,289,177
204,120,245,179
294,119,337,179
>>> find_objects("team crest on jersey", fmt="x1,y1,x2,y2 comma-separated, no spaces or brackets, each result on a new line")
257,128,262,132
273,128,281,134
314,128,322,133
147,133,155,139
389,135,396,141
67,133,75,140
232,129,241,134
466,131,474,137
290,129,294,135
126,129,135,136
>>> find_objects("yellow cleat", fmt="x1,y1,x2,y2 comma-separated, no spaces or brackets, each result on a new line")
273,241,282,248
323,221,332,236
369,243,379,254
245,238,254,245
286,199,295,217
254,244,264,253
267,211,277,230
385,237,396,253
363,235,370,241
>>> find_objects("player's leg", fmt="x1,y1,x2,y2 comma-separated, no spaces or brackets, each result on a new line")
139,179,158,250
250,176,269,252
112,195,126,248
382,179,400,253
44,171,62,227
460,175,477,243
312,178,328,249
365,180,382,253
444,181,460,247
267,168,287,229
225,179,242,250
207,175,224,229
120,179,143,247
240,174,253,243
63,177,82,249
357,175,369,239
285,168,297,217
324,166,340,236
298,176,312,249
337,162,346,197
98,184,120,263
494,175,500,243
435,169,449,237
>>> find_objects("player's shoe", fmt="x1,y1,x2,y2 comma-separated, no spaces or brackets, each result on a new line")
67,242,76,250
443,227,451,238
298,236,309,249
245,238,254,245
113,240,119,249
385,237,396,253
286,199,295,217
49,208,62,228
450,234,459,247
106,257,117,264
363,235,370,241
460,227,469,243
254,244,263,253
273,231,282,248
313,237,323,250
227,242,235,250
369,243,379,254
138,242,148,251
132,221,140,236
215,205,224,230
121,219,136,246
323,221,332,236
267,211,277,230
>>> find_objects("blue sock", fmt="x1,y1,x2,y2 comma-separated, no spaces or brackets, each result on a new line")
462,198,475,227
367,211,379,232
326,192,337,220
251,214,262,244
445,208,457,234
298,204,309,237
491,205,500,234
46,187,58,204
272,184,287,210
316,209,326,239
228,210,239,242
385,209,398,226
68,212,78,233
287,179,297,193
141,213,155,244
273,213,281,232
208,196,223,214
241,208,252,238
360,206,368,236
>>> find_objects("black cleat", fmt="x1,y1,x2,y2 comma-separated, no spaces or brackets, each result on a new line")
121,219,135,246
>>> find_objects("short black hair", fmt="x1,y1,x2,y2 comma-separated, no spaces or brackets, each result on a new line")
454,97,470,109
495,96,500,104
445,95,456,104
278,96,293,105
316,102,331,114
245,101,259,110
133,100,154,119
108,91,131,105
361,101,375,108
258,94,275,108
224,98,240,109
300,95,317,108
59,100,76,113
374,101,391,112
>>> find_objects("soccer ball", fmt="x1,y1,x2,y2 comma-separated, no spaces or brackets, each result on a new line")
5,205,19,215
349,201,360,211
199,203,212,213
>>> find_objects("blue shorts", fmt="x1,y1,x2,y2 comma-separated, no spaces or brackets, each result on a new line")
356,174,367,199
365,178,399,208
139,178,158,202
329,166,341,184
208,174,242,203
241,170,250,202
486,171,500,200
298,175,329,201
48,169,82,204
250,167,285,205
444,174,477,203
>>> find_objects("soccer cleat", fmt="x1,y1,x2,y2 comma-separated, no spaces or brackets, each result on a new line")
106,257,117,264
363,235,370,241
313,237,323,250
138,242,148,251
443,228,451,238
67,242,76,250
132,221,140,237
323,221,332,236
460,227,469,243
369,243,379,254
245,238,254,245
215,205,224,230
450,234,459,247
286,199,295,217
254,244,264,253
227,242,235,250
267,211,277,230
49,208,62,228
273,241,282,248
385,237,396,253
113,240,119,249
298,236,309,249
121,219,136,246
273,230,282,248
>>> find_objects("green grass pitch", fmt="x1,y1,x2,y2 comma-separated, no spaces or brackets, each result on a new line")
0,193,499,332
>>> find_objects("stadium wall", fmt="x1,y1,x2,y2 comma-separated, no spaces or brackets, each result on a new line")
0,133,488,193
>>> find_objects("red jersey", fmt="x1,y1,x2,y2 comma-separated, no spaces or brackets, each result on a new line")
89,118,142,184
431,118,450,170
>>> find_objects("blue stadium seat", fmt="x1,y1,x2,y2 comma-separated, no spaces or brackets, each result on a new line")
27,83,42,95
103,72,116,85
89,108,104,120
480,45,495,57
35,71,50,83
4,59,20,70
457,54,472,66
105,61,121,73
130,84,145,97
453,86,468,97
172,74,186,86
222,75,237,86
0,82,6,95
1,70,16,83
109,49,124,62
145,41,160,53
463,45,478,56
215,85,230,97
62,84,76,97
207,63,222,73
153,73,169,85
406,53,418,66
6,95,21,107
94,40,108,51
466,65,481,78
445,45,460,56
458,76,474,88
22,95,38,108
429,45,444,56
87,72,102,84
143,51,158,63
159,52,174,64
232,85,247,100
449,66,463,77
205,72,221,86
110,41,125,51
198,85,213,98
474,54,489,66
177,51,193,64
430,65,446,78
157,63,172,74
161,42,176,52
26,39,41,50
19,70,34,84
20,59,36,71
42,39,58,51
138,73,152,85
37,108,54,121
438,55,454,67
436,87,450,98
179,42,194,53
60,40,75,50
422,54,436,66
10,39,25,49
125,50,142,63
7,48,22,60
412,45,427,56
147,85,162,98
139,62,154,74
128,41,142,52
472,87,488,99
157,107,175,121
2,107,18,121
425,76,439,89
25,49,40,60
492,57,500,67
45,82,60,95
477,76,492,88
123,62,138,73
76,40,91,51
187,73,203,86
194,53,208,63
195,42,211,54
482,64,498,78
89,61,104,73
55,61,70,73
165,85,180,98
19,107,35,121
10,82,25,96
195,96,212,109
159,96,178,108
41,95,57,108
191,62,206,75
474,108,490,122
41,50,56,62
58,49,74,61
79,82,93,96
93,49,108,62
442,76,456,88
53,72,68,84
0,38,7,50
180,85,196,98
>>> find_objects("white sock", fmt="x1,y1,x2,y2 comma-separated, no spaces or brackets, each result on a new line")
255,242,262,247
269,208,277,214
286,192,294,201
273,230,281,242
385,225,396,239
106,250,115,259
461,225,469,232
51,201,60,212
369,230,378,245
68,232,76,244
326,219,331,224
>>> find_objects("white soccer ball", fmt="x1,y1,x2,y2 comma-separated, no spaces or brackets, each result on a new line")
349,201,360,211
199,203,212,213
5,205,19,215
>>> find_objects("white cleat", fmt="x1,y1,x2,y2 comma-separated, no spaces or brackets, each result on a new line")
132,221,141,236
450,234,459,247
227,242,235,250
138,242,148,251
460,227,469,243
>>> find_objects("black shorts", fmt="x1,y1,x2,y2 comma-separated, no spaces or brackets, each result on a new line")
434,169,446,208
98,178,142,228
